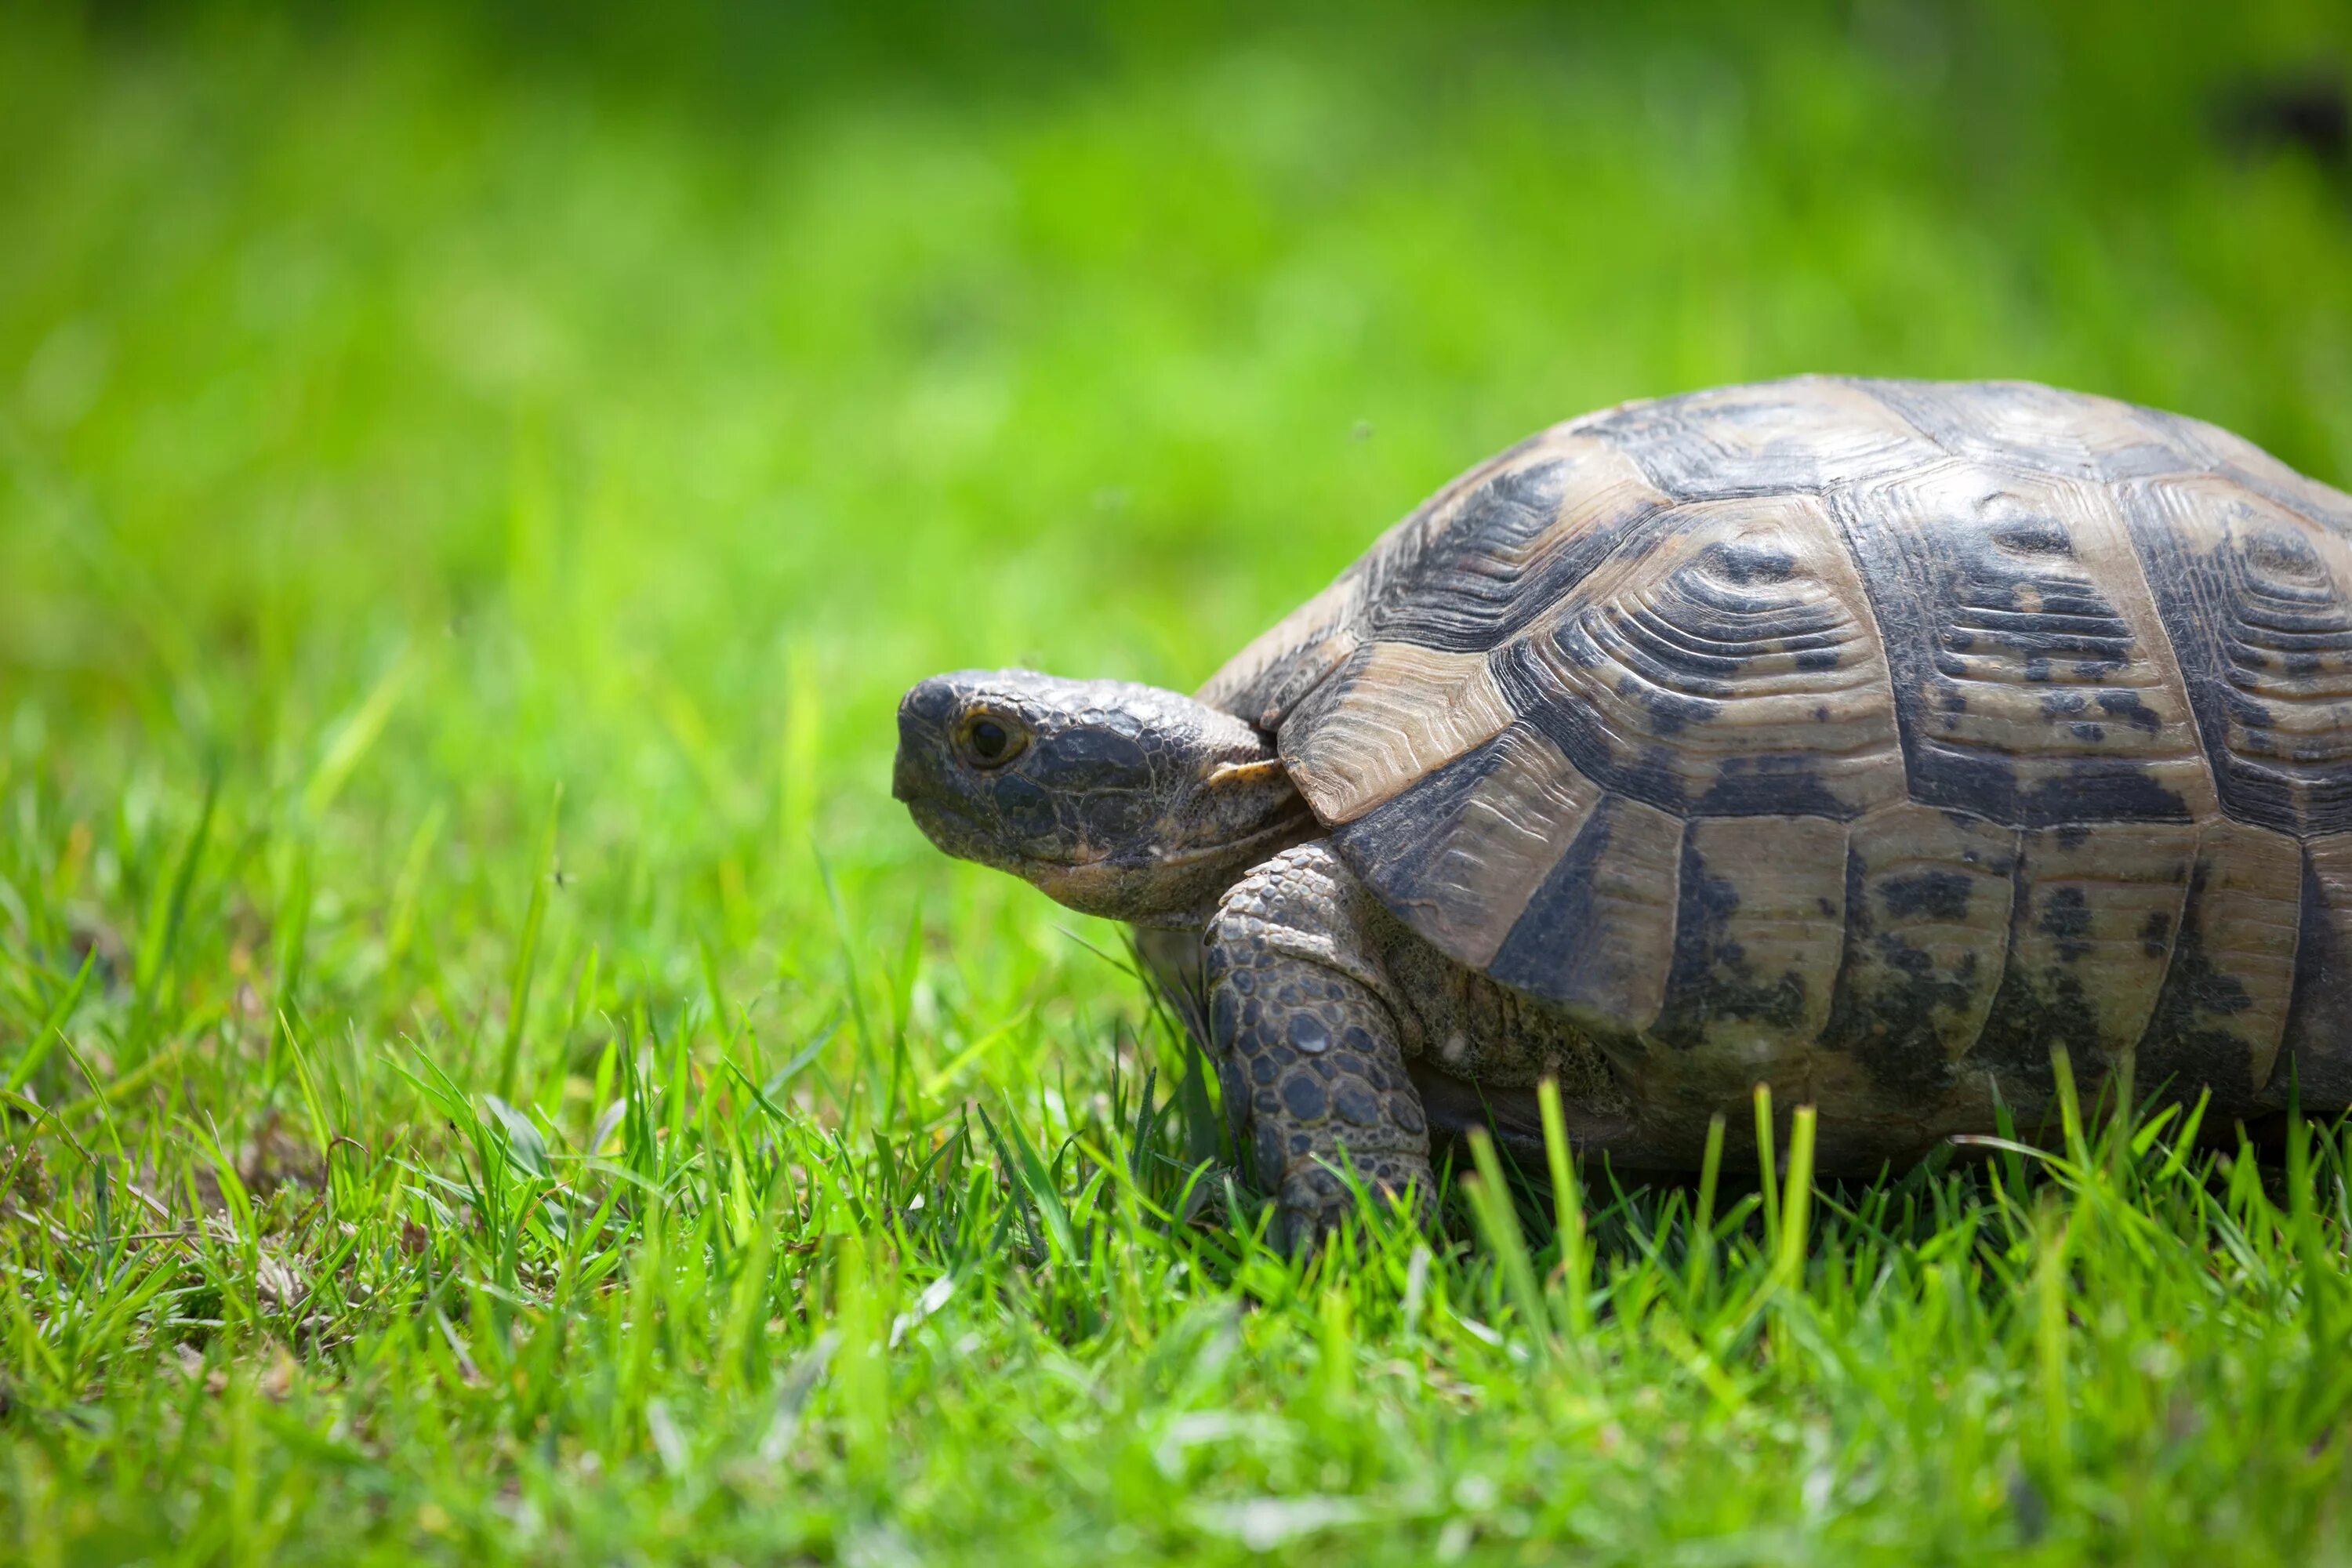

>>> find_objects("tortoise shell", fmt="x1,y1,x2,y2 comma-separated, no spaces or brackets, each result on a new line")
1201,377,2352,1123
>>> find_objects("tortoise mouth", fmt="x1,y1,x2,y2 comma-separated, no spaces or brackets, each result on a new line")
900,791,1100,872
905,790,1312,876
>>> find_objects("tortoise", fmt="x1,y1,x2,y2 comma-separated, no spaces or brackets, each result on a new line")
892,376,2352,1238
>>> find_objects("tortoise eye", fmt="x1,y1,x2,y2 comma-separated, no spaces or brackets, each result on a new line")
959,713,1025,768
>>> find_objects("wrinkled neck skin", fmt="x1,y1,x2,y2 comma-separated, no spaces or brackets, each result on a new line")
893,670,1323,932
1090,749,1319,932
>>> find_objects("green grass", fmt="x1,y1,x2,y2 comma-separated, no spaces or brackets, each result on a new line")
9,1,2352,1560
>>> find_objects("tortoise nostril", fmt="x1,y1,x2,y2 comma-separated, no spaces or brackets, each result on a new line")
899,677,956,724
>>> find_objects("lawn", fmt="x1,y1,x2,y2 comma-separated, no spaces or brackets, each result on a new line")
8,1,2352,1561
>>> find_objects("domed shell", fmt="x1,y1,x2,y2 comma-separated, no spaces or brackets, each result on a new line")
1200,376,2352,1123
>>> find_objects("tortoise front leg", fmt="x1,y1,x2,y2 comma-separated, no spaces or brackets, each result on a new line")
1205,844,1433,1243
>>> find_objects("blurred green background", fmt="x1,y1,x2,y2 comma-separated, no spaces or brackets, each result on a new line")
7,2,2350,987
5,0,2352,1193
4,0,2351,1133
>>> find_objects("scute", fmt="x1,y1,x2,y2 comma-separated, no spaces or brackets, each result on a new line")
2138,820,2301,1115
2120,473,2352,835
1817,804,2017,1102
1577,376,1941,497
1281,641,1517,822
1650,814,1848,1067
1862,379,2194,483
1969,822,2197,1082
1830,458,2216,827
1357,443,1667,653
1330,721,1599,970
2280,835,2352,1108
1487,792,1682,1032
1490,492,1904,820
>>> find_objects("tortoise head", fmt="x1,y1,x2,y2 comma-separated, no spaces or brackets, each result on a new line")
893,670,1316,927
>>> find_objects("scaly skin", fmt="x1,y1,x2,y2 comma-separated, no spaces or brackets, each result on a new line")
1203,844,1433,1240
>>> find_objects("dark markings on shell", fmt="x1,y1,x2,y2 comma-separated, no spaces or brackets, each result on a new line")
1330,720,1596,970
2276,835,2352,1109
1576,377,1943,499
1656,834,1797,1044
1860,379,2191,485
1199,425,1592,731
1650,815,1847,1057
1331,733,1515,941
1969,824,2194,1093
1489,499,1901,821
1816,805,2018,1100
1828,460,2201,827
2118,475,2352,836
2151,404,2352,541
2134,822,2300,1117
1359,456,1674,654
1488,792,1682,1033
